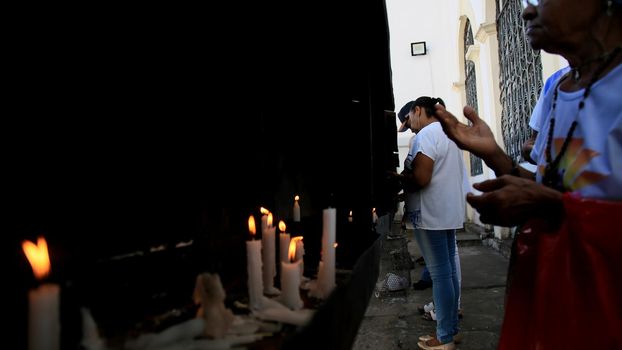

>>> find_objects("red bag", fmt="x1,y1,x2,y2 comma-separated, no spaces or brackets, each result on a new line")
498,193,622,349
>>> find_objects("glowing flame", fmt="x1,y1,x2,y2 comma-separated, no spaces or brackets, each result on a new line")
349,210,353,216
288,239,298,262
372,207,376,213
260,207,270,215
267,212,273,227
279,220,286,232
248,215,256,238
294,195,300,201
22,237,51,280
287,236,302,261
334,242,338,248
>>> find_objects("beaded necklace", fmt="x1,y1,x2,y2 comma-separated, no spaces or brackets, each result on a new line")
542,46,621,191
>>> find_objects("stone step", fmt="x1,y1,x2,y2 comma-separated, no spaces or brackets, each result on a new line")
456,231,482,247
393,223,483,247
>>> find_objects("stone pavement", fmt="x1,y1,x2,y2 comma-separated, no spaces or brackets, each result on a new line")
353,215,509,350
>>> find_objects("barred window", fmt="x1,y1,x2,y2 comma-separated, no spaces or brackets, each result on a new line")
464,19,483,176
496,0,543,162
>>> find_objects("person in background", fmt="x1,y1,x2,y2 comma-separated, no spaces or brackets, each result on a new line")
397,100,464,324
435,0,622,347
521,65,570,164
398,96,467,350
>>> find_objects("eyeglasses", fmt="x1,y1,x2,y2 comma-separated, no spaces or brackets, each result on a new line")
521,0,539,9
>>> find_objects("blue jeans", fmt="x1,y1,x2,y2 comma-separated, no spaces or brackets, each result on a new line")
413,228,460,343
420,241,462,309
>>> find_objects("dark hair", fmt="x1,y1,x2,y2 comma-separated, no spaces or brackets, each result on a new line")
410,96,445,117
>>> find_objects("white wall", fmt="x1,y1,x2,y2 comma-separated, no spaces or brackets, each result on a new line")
386,0,461,172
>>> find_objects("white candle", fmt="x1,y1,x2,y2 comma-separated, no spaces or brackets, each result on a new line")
293,195,301,222
280,241,303,310
292,236,305,279
311,208,336,299
261,212,277,294
278,221,290,264
322,208,336,292
348,210,353,223
246,216,264,310
372,207,378,224
22,237,60,350
260,207,270,232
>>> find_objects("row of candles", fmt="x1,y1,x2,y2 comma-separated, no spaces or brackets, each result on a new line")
246,206,308,310
246,198,343,311
20,194,376,349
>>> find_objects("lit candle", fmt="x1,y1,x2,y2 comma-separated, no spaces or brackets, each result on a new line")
348,210,353,223
292,236,305,279
246,215,264,310
22,237,60,350
261,209,278,295
260,207,270,233
293,195,301,222
280,240,303,310
372,207,378,224
278,221,290,264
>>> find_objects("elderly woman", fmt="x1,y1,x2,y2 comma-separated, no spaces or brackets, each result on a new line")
435,0,622,348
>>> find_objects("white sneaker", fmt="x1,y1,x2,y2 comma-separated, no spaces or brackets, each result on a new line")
424,301,435,313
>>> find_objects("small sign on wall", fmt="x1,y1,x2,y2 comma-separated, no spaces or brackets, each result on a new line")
411,41,426,56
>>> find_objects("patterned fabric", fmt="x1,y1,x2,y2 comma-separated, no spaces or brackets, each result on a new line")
375,272,408,296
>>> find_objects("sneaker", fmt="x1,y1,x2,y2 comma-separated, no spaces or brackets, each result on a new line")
419,333,463,344
417,301,435,314
422,309,437,321
417,338,456,350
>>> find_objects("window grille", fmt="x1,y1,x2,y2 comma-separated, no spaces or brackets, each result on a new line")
464,19,483,175
496,0,543,162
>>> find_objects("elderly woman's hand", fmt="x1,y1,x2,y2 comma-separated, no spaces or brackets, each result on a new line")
466,175,564,227
434,104,503,161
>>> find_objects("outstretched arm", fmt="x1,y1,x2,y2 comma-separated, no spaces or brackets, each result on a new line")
434,104,534,179
434,104,562,227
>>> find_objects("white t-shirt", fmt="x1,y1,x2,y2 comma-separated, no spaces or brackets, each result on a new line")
405,122,467,229
529,66,571,133
530,63,622,199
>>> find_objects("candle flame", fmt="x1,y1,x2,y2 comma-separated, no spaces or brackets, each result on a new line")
334,242,338,248
372,207,376,213
287,236,302,262
22,237,51,280
279,220,286,232
267,212,273,226
349,210,353,216
248,215,256,237
294,195,300,201
260,207,270,215
288,239,297,262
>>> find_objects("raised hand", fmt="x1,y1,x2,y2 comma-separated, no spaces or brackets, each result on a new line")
434,104,501,161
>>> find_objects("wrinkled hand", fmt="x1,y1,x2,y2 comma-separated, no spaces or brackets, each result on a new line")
467,175,563,227
435,104,500,160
